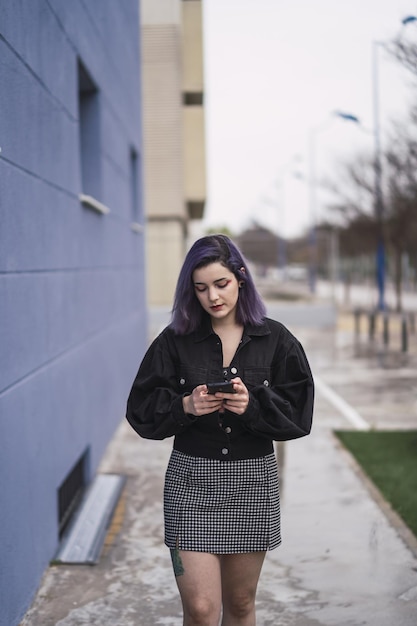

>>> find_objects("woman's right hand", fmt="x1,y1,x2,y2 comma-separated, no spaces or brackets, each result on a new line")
182,384,223,416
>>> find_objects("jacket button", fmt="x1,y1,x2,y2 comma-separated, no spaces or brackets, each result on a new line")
225,426,232,434
222,448,229,455
180,378,186,385
263,380,269,387
231,367,237,375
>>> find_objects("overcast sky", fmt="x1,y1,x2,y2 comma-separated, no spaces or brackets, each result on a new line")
201,0,417,238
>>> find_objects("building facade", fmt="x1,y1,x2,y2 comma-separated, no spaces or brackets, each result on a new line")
141,0,206,305
0,2,146,624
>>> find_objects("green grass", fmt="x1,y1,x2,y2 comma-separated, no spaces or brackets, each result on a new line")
334,430,417,538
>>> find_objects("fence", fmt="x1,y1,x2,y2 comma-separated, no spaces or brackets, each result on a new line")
353,308,416,354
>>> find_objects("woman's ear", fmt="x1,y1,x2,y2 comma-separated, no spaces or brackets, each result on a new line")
239,266,245,287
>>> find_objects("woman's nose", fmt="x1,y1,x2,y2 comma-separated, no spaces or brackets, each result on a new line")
208,287,219,301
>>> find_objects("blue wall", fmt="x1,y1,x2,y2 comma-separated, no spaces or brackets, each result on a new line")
0,2,146,624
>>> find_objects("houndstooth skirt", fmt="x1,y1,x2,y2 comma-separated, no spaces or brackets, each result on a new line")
164,450,281,553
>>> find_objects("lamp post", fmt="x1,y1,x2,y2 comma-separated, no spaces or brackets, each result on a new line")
372,39,386,311
262,154,301,280
275,177,288,278
372,15,417,311
276,155,302,279
308,111,360,294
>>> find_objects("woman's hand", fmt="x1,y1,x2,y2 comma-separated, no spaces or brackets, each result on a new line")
215,377,249,415
182,384,223,416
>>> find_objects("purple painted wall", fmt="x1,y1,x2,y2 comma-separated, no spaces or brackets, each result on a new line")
0,2,146,623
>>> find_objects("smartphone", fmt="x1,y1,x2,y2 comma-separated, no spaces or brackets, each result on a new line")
207,381,236,394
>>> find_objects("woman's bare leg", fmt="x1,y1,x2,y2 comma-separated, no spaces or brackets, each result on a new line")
220,552,266,626
172,549,223,626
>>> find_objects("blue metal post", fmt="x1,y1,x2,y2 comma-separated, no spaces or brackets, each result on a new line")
373,41,386,311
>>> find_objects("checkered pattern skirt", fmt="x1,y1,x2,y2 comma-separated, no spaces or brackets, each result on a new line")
164,450,281,553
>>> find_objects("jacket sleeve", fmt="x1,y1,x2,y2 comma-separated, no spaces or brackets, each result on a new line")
240,337,314,441
126,332,198,440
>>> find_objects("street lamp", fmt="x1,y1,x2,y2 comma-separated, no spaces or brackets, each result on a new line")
402,15,417,26
308,111,360,294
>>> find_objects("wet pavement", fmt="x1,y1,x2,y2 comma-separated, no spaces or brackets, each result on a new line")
21,300,417,626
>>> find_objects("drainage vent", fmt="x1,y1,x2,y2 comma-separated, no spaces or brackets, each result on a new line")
54,473,126,565
58,449,89,540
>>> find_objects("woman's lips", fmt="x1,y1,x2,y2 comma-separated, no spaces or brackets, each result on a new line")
211,304,223,311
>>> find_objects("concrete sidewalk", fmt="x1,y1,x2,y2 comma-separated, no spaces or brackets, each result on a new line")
21,309,417,625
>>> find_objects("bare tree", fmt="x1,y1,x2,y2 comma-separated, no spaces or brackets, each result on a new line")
326,108,417,311
237,224,280,271
390,33,417,77
384,109,417,309
325,154,377,294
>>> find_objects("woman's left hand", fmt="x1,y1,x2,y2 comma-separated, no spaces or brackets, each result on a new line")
215,377,249,415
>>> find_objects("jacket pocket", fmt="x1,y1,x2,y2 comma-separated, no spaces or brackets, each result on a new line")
177,364,208,393
243,367,271,390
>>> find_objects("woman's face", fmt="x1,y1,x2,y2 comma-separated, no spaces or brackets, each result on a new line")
192,262,240,325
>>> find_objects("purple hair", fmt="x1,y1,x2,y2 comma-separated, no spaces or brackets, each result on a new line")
170,234,266,334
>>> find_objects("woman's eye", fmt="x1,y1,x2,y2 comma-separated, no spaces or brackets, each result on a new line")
217,280,230,289
195,286,207,293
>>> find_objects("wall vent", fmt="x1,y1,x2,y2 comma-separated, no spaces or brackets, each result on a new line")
58,449,89,539
54,474,126,565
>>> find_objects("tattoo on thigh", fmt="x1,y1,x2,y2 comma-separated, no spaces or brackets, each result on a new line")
170,548,185,577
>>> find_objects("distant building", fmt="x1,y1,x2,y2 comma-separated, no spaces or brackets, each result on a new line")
0,2,146,624
141,0,207,305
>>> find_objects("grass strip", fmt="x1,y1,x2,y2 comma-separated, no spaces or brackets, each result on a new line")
334,430,417,538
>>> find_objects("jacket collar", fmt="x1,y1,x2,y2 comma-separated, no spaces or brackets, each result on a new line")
193,315,271,343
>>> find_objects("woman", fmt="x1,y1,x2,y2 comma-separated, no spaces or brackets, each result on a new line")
126,234,314,626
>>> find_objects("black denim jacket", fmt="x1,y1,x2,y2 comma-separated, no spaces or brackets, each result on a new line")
126,316,314,460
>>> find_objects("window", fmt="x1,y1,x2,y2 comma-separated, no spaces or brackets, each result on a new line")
130,148,139,222
183,91,204,106
78,60,101,200
187,200,205,219
129,147,144,233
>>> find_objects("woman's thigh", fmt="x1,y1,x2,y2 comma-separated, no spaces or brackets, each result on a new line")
220,552,266,606
173,550,223,623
